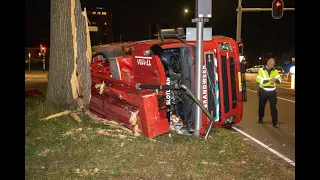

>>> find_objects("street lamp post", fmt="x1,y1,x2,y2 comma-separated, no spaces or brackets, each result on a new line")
28,53,31,71
184,8,195,14
191,0,212,137
259,57,262,65
120,34,125,42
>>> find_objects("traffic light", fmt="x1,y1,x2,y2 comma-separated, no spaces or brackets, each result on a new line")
272,0,284,19
40,44,46,54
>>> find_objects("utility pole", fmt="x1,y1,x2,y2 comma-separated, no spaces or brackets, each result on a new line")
28,53,31,71
236,0,295,43
192,0,212,137
236,0,243,43
40,44,46,73
120,34,125,42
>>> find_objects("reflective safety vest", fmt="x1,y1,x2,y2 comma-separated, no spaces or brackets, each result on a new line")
256,67,282,91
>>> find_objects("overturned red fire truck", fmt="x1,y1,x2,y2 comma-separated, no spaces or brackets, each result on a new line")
89,28,247,139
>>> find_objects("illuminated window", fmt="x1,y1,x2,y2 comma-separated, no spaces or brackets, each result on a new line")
92,11,96,15
104,22,107,25
102,12,107,15
97,12,101,15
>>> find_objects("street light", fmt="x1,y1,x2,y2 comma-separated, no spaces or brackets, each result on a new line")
184,8,195,14
28,53,31,71
259,57,262,65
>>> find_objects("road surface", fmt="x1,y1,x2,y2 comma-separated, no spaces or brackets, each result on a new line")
25,71,48,91
25,71,295,167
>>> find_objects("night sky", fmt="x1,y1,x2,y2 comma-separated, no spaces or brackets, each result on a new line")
25,0,295,61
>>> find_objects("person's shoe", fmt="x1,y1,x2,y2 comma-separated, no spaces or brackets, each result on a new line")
258,117,263,124
273,124,280,128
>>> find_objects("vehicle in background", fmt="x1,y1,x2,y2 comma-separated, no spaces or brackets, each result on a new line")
245,65,264,73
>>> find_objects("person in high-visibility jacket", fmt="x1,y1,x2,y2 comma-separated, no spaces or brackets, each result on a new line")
256,58,282,128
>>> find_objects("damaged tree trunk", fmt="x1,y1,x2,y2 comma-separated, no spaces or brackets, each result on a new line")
46,0,92,109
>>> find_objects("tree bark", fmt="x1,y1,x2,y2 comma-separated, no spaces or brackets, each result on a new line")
46,0,92,109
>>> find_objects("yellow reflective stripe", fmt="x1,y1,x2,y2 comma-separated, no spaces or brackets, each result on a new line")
256,75,263,84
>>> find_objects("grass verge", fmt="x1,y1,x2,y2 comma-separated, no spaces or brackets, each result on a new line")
25,96,295,180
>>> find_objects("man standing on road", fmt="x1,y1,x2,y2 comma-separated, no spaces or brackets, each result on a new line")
256,58,282,128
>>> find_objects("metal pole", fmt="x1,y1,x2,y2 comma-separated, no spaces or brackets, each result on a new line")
238,8,295,12
42,53,46,73
28,53,31,71
120,34,125,42
194,20,204,137
236,0,242,43
235,3,294,41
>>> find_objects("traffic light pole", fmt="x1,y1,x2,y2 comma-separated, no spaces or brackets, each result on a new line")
191,0,212,137
236,0,243,43
236,0,295,42
239,8,295,12
28,53,31,71
42,53,46,73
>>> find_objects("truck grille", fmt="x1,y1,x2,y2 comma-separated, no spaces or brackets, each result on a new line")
229,57,237,109
221,56,229,113
109,58,121,80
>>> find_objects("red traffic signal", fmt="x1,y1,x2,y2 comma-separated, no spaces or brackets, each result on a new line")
40,44,46,54
272,0,284,19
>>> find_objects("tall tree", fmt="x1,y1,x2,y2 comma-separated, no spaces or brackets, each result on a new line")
46,0,92,109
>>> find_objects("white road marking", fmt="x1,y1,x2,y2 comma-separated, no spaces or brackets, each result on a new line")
281,81,290,84
246,89,295,103
25,75,43,82
232,126,295,167
282,87,294,90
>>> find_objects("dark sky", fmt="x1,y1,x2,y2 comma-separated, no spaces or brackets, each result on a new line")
25,0,295,60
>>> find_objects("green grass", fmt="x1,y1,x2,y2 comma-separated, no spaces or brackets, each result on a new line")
25,96,295,180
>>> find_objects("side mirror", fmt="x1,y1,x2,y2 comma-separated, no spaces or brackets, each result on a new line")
238,42,243,55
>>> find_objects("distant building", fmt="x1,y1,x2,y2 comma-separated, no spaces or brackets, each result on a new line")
85,7,113,45
148,23,169,39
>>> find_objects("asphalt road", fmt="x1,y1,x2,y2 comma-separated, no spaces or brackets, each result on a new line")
25,71,48,91
25,71,295,166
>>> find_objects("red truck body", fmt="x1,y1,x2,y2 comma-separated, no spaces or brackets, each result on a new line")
89,30,246,139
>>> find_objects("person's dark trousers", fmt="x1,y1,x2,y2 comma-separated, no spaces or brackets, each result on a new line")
258,88,278,125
